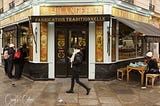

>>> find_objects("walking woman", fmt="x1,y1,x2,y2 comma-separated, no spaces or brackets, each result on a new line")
66,45,91,95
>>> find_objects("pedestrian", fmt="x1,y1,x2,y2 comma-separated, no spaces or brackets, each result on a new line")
14,43,29,79
142,51,159,88
2,42,10,75
7,43,15,79
66,45,91,95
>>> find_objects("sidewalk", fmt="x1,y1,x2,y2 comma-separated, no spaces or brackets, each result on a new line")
0,67,160,106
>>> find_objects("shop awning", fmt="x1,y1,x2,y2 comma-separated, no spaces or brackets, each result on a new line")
115,17,160,42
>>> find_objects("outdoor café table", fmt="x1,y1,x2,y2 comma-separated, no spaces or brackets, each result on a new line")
127,65,147,85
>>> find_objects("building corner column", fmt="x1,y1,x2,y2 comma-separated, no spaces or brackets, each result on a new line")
103,21,110,62
89,21,96,80
48,22,55,79
32,23,40,62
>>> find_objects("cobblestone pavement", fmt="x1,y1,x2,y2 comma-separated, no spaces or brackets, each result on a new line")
0,67,160,106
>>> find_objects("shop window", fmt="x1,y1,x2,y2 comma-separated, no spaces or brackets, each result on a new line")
118,22,143,60
56,31,65,63
2,25,17,48
112,20,116,62
3,31,16,46
19,26,29,46
19,22,32,61
136,35,143,57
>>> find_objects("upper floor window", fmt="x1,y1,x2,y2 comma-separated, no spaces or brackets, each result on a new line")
23,0,29,2
0,8,3,14
121,0,134,4
149,3,155,12
9,1,15,9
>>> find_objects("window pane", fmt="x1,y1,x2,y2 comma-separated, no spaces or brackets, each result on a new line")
112,20,116,61
118,22,136,60
136,35,143,57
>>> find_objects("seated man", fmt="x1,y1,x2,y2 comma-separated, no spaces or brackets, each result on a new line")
142,51,159,88
145,52,159,74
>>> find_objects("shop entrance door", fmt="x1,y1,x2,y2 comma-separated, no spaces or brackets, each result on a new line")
55,23,88,78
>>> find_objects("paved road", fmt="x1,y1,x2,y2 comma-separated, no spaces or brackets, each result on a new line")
0,67,160,106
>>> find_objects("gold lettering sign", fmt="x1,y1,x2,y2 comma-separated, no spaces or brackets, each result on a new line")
1,9,32,27
112,7,149,23
40,6,103,15
31,16,106,22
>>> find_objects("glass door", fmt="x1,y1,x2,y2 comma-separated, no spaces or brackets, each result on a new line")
55,23,88,78
55,29,68,77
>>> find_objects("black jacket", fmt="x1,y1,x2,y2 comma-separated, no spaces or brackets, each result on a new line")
147,59,159,74
73,51,83,66
8,47,15,61
148,59,159,70
3,45,9,54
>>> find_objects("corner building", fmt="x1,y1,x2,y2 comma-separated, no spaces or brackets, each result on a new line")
0,0,160,80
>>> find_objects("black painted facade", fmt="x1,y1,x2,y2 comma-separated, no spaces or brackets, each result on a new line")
23,62,49,80
95,58,144,80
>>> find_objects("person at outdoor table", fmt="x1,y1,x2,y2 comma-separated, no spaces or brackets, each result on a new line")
142,51,160,88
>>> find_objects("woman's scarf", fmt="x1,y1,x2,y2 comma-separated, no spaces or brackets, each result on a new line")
70,49,80,68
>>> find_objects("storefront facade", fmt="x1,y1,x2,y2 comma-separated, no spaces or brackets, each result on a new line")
149,13,160,59
28,6,111,80
1,1,160,80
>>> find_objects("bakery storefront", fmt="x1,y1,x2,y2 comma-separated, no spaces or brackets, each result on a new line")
21,6,111,80
24,6,160,80
1,5,160,80
28,14,110,80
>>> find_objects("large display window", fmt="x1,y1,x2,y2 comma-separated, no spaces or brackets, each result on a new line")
18,22,31,60
2,25,17,48
110,19,144,61
118,22,143,60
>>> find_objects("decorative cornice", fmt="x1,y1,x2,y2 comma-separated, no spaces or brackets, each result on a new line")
0,0,151,20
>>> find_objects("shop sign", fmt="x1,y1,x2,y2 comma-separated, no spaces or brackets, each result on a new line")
30,15,108,22
112,7,149,23
40,6,103,15
1,9,32,27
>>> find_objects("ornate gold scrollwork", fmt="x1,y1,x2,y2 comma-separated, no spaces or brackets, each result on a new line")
57,50,65,59
58,40,65,47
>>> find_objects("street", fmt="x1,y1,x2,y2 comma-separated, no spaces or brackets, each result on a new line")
0,66,160,106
